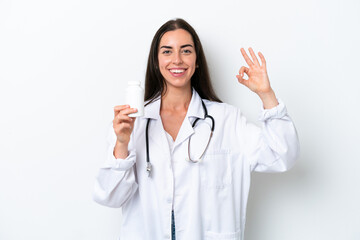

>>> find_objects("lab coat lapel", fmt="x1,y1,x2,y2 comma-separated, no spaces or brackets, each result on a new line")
149,117,168,149
143,90,205,151
143,98,168,149
173,90,204,149
173,116,194,150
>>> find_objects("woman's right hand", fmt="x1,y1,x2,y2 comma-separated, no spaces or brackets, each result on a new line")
113,105,137,146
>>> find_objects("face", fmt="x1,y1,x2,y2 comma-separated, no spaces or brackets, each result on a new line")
158,29,197,91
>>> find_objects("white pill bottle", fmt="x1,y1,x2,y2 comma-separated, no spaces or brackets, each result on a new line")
126,81,144,117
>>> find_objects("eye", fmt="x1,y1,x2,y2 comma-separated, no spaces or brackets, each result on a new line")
182,49,192,54
162,50,171,54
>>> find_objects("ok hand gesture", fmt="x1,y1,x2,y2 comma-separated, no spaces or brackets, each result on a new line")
236,47,278,109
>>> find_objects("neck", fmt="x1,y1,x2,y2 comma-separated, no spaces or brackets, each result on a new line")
161,86,192,112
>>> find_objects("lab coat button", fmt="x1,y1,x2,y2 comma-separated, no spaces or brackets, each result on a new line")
165,233,170,238
167,198,172,204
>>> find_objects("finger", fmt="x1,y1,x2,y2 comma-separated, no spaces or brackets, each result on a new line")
114,122,133,136
240,48,254,66
113,115,133,127
114,108,135,120
238,66,249,75
118,107,138,116
120,122,133,131
236,74,248,87
114,114,134,124
248,47,260,66
238,66,249,79
114,108,137,124
114,105,130,116
258,51,266,67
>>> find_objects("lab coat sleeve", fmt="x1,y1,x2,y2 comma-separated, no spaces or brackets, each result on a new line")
92,124,138,208
236,99,300,172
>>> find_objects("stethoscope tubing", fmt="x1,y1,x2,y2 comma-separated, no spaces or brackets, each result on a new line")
145,99,214,177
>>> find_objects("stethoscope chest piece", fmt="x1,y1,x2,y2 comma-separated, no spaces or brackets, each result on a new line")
146,162,152,177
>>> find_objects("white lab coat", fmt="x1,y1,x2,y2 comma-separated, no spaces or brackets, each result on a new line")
93,89,299,240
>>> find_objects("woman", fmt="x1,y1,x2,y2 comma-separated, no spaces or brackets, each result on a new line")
93,18,299,240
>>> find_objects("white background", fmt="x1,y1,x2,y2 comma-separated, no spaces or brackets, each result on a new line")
1,0,359,239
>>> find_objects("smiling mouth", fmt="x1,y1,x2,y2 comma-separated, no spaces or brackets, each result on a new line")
169,69,186,73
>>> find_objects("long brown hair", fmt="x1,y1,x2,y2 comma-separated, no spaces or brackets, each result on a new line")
144,18,221,104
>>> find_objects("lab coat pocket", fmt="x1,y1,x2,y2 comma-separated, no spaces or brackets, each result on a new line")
205,230,241,239
201,149,232,189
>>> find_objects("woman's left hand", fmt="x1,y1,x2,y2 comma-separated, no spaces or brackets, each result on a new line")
236,47,271,94
236,47,279,109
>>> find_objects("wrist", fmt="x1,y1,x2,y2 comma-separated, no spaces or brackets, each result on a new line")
114,141,129,159
116,140,129,148
257,89,279,109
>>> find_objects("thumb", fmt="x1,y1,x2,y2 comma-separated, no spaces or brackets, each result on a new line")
236,74,248,87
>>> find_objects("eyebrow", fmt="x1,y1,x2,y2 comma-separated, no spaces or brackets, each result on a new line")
160,44,194,49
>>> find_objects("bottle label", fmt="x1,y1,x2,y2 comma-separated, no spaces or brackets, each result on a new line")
126,87,144,117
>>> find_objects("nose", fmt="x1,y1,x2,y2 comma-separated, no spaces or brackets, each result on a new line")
172,51,183,65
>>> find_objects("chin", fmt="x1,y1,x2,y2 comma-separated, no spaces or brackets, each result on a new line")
165,80,192,91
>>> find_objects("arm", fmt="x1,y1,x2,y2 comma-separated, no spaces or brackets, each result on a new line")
92,106,139,208
236,100,299,172
236,48,299,172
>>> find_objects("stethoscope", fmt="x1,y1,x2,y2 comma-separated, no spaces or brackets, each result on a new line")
145,99,215,177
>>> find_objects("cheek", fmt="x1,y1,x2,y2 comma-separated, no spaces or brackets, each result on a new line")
158,57,170,68
187,55,197,68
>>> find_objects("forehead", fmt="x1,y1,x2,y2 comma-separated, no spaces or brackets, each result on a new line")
159,29,194,46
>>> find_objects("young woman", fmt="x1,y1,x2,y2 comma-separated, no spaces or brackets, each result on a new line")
93,18,299,240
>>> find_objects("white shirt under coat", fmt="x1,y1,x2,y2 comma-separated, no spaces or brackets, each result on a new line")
93,89,300,240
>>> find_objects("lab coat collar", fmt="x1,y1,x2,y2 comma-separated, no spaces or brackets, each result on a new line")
143,96,161,120
143,88,205,120
143,89,205,150
187,89,205,119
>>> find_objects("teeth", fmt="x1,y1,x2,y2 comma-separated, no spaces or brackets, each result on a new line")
170,69,185,73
